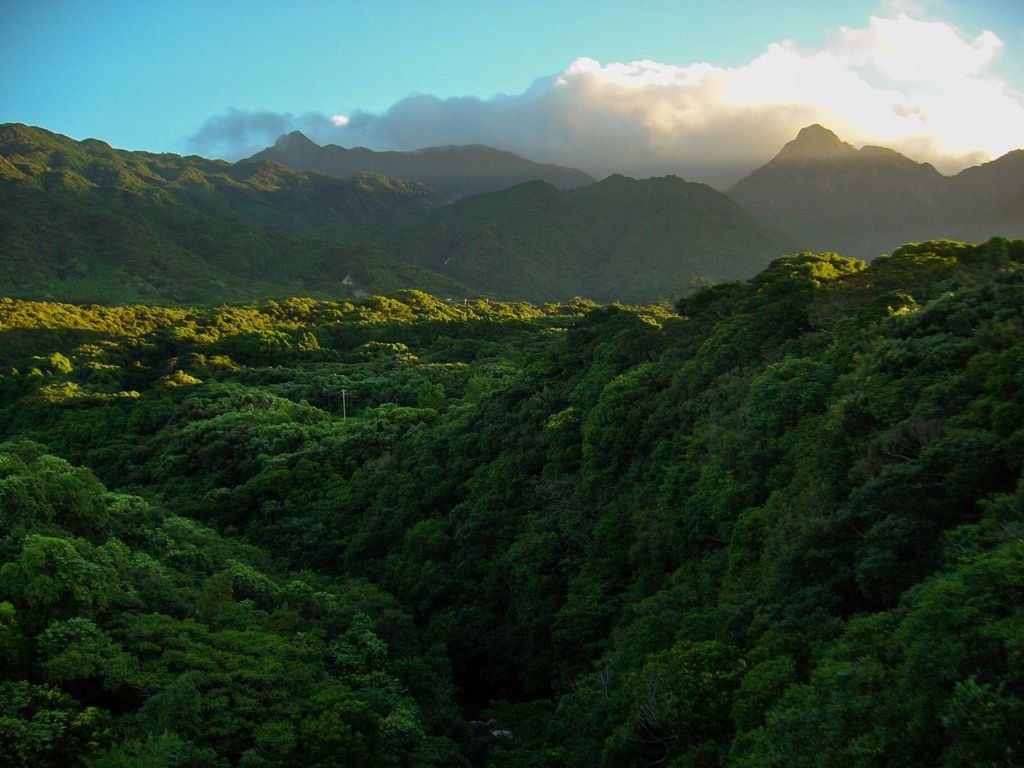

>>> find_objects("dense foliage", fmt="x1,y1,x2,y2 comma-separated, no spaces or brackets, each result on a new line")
2,238,1023,766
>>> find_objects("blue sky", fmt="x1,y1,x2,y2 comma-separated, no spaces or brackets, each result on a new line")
3,1,1023,185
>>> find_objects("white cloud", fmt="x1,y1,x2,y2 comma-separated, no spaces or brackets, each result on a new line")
185,109,335,159
836,14,1001,81
187,13,1024,187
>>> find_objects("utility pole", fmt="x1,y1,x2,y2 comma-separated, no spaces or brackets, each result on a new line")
342,389,347,420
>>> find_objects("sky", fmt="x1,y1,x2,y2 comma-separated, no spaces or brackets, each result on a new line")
3,0,1023,187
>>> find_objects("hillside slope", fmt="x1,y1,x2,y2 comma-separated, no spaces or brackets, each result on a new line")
381,174,799,303
0,123,464,303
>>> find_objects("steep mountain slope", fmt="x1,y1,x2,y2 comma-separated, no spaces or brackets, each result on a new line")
380,174,799,303
729,124,1024,258
729,124,947,257
947,149,1024,240
0,124,465,303
250,131,596,198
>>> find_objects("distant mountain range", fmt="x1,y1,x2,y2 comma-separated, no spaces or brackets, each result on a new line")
3,121,1022,306
730,124,1024,258
249,131,596,199
252,125,1024,264
378,174,797,303
0,124,794,305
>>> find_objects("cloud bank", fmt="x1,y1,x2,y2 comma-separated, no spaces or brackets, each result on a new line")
187,13,1024,188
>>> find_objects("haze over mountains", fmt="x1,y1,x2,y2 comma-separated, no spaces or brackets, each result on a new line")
379,174,797,303
250,131,595,199
253,123,1024,264
730,124,1024,258
2,121,1022,306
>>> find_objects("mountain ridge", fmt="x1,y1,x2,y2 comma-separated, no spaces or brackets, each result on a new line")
0,123,466,304
8,121,1021,307
378,171,799,303
730,124,1024,257
2,123,797,306
249,131,596,198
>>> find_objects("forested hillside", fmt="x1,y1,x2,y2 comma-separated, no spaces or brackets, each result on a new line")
0,123,460,303
1,124,796,307
2,238,1022,766
379,174,798,303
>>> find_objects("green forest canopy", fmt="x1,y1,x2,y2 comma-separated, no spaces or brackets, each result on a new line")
1,238,1023,766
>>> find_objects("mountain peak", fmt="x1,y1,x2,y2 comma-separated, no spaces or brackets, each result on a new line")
275,131,320,152
776,124,857,162
248,134,595,198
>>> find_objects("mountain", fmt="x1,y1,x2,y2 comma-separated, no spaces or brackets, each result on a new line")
729,124,946,257
946,150,1024,241
0,123,466,303
250,131,596,198
379,173,799,303
729,124,1024,258
0,124,797,306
